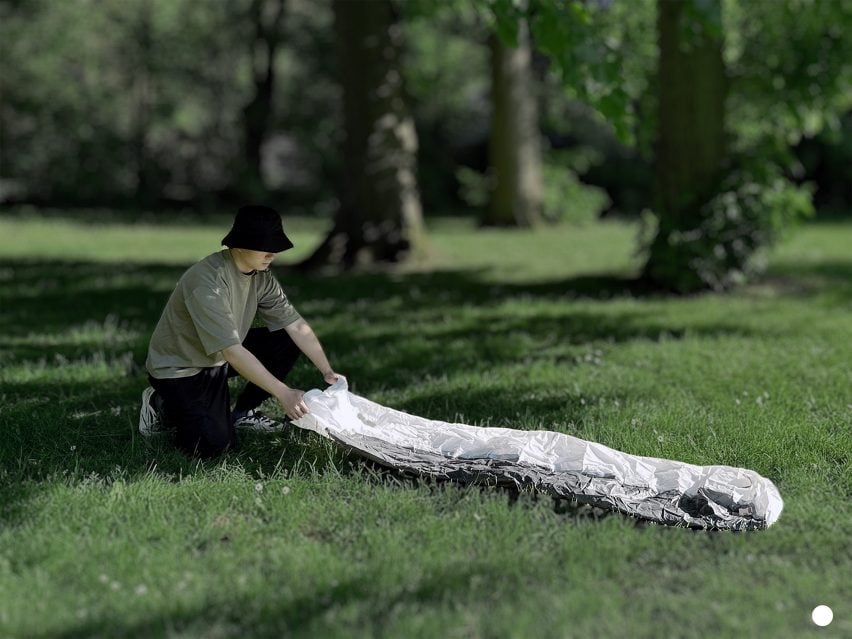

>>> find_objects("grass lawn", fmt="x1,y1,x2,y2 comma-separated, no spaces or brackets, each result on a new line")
0,210,849,638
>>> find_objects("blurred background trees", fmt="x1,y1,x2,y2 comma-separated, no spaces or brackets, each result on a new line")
0,0,850,285
641,0,850,291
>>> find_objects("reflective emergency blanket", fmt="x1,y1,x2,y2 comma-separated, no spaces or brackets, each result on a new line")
293,378,783,531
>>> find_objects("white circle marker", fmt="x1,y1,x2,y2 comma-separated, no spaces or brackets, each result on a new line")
811,605,833,627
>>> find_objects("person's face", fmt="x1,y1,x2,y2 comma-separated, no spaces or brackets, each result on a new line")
234,248,275,272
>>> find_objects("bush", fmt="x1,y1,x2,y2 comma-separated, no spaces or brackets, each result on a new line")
455,166,492,210
455,150,611,225
643,159,815,292
541,162,611,225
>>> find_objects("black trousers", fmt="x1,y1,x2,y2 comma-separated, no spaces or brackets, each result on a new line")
149,327,301,459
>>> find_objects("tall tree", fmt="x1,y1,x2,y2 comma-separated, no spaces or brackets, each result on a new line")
241,0,287,197
483,16,543,227
642,0,727,291
129,0,156,204
301,0,426,269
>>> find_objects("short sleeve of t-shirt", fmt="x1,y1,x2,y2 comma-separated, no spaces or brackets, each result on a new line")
256,274,301,331
185,285,243,355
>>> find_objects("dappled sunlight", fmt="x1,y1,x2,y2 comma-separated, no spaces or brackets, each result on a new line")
0,217,849,639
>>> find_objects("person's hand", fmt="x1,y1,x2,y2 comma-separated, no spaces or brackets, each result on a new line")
277,388,309,421
323,370,342,385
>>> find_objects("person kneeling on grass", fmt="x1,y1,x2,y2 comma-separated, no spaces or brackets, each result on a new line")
138,204,341,459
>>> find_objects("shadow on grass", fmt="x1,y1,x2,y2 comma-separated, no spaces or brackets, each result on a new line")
0,257,669,339
29,561,507,638
1,254,828,533
763,258,852,302
0,254,772,403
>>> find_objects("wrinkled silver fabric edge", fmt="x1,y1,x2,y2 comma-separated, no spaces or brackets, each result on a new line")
315,429,772,531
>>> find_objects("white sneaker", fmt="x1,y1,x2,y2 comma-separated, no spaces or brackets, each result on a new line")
138,387,164,436
233,409,287,432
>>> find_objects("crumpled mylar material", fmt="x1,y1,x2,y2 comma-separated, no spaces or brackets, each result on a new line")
293,377,783,530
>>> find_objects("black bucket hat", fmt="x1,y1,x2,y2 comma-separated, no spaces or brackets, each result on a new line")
222,205,294,253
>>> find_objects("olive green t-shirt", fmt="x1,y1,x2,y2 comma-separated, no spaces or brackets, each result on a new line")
145,250,301,379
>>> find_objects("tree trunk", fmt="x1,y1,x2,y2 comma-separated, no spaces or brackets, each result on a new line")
482,18,543,228
643,0,727,291
241,0,286,197
300,0,426,270
132,0,154,205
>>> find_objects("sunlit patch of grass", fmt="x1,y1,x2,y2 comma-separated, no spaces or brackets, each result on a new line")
0,315,139,349
0,351,135,384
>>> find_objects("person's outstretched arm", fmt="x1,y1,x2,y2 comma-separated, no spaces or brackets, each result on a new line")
284,318,341,384
222,344,308,420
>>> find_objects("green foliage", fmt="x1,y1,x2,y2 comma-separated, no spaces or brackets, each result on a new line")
258,0,342,206
0,0,342,207
644,159,815,292
481,0,655,144
402,6,491,212
403,9,489,130
529,0,644,144
455,153,610,225
725,0,852,154
541,151,610,224
0,0,251,204
642,0,851,292
455,166,491,210
2,0,849,226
